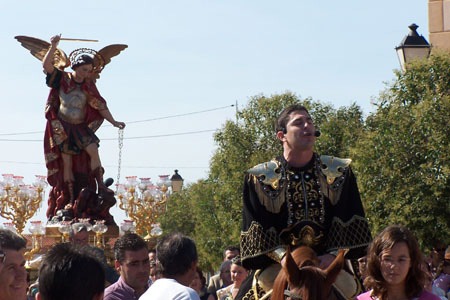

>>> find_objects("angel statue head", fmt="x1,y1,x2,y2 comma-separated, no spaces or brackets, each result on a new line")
71,54,94,70
69,48,100,71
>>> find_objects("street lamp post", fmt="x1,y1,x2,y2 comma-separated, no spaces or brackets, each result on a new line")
395,23,431,72
170,169,184,193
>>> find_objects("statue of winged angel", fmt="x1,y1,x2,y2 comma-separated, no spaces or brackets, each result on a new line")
15,34,127,224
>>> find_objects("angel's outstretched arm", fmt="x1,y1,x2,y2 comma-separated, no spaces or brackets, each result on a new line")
43,35,61,74
99,108,126,129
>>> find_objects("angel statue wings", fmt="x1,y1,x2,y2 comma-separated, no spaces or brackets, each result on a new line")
15,34,127,225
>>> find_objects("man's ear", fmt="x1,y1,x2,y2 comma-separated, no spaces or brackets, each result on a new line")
35,292,41,300
114,260,121,272
276,130,285,141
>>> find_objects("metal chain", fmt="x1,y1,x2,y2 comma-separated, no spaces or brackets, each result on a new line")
116,128,124,193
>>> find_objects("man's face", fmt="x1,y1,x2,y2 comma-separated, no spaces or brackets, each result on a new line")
0,248,27,300
71,230,89,246
148,251,156,262
432,244,446,261
278,110,316,152
116,248,150,291
220,263,232,286
224,250,239,261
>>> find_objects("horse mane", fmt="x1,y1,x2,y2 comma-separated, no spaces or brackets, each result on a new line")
271,246,346,300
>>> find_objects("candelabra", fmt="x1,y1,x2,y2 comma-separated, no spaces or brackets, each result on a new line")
117,172,183,237
58,221,72,242
92,220,108,248
24,220,45,261
0,174,47,233
120,219,136,235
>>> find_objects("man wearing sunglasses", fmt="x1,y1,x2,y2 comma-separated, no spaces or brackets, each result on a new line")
0,228,28,300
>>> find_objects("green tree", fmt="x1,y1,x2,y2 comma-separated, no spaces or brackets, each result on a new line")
352,51,450,248
159,189,195,237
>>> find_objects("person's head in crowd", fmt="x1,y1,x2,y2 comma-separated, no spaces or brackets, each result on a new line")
223,245,240,261
219,260,233,287
363,225,427,299
432,240,447,262
156,232,198,286
148,248,156,262
230,256,249,289
430,241,446,264
357,256,368,282
69,223,89,246
443,251,450,274
0,228,27,300
114,233,150,295
190,266,207,294
36,242,105,300
149,259,162,283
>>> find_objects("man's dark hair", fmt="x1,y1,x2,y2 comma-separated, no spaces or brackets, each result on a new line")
38,243,105,300
223,245,240,258
113,233,148,263
156,232,198,277
0,228,27,251
275,104,310,134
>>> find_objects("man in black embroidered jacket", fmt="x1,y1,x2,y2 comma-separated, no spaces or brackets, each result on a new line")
236,104,372,300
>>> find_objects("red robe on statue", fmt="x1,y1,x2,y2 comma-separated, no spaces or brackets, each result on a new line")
44,69,107,220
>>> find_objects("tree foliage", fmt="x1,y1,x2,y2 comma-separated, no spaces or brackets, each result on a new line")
352,51,450,248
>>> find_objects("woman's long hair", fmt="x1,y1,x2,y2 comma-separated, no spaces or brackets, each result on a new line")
363,225,427,299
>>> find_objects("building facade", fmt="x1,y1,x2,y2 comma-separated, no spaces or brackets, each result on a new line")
429,0,450,50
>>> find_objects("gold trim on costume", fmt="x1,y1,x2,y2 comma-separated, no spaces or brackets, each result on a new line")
50,120,67,145
45,152,58,164
47,168,58,177
252,175,286,214
88,96,107,111
289,225,324,247
266,247,287,263
326,215,372,252
247,160,281,189
320,155,351,184
240,222,280,261
88,119,104,132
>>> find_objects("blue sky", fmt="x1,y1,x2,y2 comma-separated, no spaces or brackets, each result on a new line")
0,1,428,229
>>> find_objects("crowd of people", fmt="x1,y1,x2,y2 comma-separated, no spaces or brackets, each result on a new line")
0,102,449,300
0,225,448,300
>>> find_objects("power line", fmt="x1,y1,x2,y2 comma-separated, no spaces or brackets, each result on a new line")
125,105,234,125
0,160,208,169
0,104,234,136
0,129,218,142
102,129,217,140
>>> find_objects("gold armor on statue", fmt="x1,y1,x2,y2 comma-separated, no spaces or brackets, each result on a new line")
58,86,87,124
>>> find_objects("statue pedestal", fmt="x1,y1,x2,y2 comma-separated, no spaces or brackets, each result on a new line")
45,224,120,242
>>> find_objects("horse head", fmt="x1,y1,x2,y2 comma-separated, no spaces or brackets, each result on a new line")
272,246,347,300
